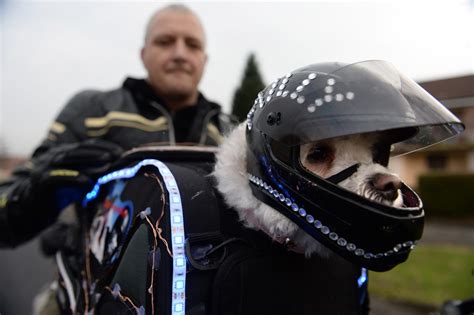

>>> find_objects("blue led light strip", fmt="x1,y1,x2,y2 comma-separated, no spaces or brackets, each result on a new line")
154,161,186,315
357,268,367,287
83,159,186,315
358,268,368,305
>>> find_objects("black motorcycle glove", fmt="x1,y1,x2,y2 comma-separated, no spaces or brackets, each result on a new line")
30,139,123,188
0,139,123,247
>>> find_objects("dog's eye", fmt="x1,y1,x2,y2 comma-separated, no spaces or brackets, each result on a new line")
373,143,391,166
306,146,332,163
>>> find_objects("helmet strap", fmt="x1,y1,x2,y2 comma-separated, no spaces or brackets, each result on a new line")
326,163,360,184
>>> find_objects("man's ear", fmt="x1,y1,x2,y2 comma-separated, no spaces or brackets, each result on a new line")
140,47,146,66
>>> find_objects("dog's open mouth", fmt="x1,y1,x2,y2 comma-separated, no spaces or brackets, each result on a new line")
400,183,421,208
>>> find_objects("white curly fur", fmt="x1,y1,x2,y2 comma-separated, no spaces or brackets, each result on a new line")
214,123,403,258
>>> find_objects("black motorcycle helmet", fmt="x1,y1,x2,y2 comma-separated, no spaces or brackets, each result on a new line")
245,60,464,271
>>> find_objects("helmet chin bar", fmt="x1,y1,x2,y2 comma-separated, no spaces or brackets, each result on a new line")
247,147,424,272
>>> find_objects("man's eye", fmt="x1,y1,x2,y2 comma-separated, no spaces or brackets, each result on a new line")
154,38,173,46
306,147,331,163
186,40,202,50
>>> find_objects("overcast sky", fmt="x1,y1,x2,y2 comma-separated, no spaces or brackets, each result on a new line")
1,0,473,156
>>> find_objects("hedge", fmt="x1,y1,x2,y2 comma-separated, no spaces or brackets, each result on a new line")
418,173,474,218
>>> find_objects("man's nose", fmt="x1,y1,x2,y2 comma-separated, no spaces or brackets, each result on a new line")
172,39,189,60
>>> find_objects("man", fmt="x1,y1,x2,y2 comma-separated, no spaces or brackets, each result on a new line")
0,5,234,313
0,3,234,248
41,4,231,154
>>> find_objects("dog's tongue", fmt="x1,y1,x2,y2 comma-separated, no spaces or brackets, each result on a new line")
401,184,421,208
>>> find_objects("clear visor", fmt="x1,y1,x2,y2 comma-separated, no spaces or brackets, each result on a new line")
256,60,464,156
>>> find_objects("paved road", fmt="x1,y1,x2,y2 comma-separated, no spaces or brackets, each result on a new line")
371,296,438,315
421,220,474,247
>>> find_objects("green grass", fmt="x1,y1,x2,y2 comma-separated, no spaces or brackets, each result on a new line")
369,244,474,307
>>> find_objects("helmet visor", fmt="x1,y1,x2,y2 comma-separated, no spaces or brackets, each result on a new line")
255,60,464,156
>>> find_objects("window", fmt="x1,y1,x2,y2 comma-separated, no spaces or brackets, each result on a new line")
426,154,447,170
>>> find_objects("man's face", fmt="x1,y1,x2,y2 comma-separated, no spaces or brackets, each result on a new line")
141,10,207,104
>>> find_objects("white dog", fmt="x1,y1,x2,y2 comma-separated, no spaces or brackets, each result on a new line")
214,124,404,258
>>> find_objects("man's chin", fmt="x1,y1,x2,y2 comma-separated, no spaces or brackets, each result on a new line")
163,87,197,103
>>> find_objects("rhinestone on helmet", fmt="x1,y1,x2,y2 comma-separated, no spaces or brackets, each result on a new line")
364,253,374,259
337,238,347,246
393,244,402,252
321,226,330,235
346,243,356,251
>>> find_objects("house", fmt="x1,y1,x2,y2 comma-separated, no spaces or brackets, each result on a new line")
390,75,474,188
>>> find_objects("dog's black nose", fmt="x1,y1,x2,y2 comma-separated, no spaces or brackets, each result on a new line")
370,173,402,201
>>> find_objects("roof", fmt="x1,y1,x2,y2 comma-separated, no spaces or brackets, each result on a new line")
419,75,474,100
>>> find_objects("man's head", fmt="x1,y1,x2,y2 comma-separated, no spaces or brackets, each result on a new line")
141,4,207,110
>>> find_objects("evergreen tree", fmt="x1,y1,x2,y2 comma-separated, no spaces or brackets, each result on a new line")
231,53,265,122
